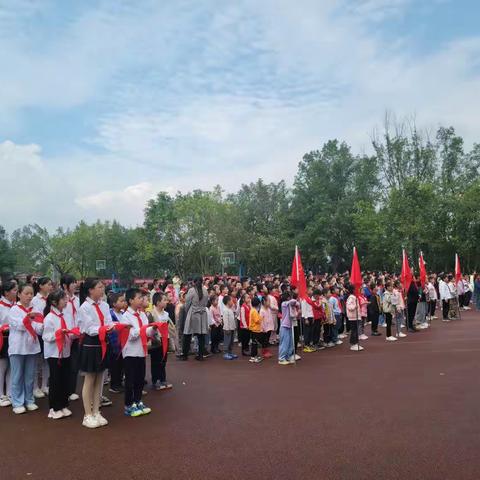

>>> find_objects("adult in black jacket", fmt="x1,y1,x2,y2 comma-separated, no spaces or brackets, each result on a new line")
407,278,419,332
367,282,382,336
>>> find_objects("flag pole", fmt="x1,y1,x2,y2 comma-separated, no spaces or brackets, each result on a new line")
292,246,298,364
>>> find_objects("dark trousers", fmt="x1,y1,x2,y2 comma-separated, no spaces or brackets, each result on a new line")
182,334,205,358
239,328,250,353
109,352,124,389
303,318,314,345
442,300,449,319
124,356,146,406
323,324,332,343
349,320,359,345
370,312,379,333
312,320,321,345
294,325,300,352
458,294,465,308
150,348,167,384
68,340,80,395
407,303,417,329
250,332,262,357
429,300,436,317
210,325,223,353
385,313,393,337
47,357,70,411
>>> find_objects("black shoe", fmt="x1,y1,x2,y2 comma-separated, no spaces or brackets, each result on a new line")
178,356,188,361
371,332,382,336
108,386,123,394
408,328,418,333
195,355,204,361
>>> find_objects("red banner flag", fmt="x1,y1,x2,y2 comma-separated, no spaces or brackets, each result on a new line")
290,246,307,299
455,253,462,284
400,249,413,293
419,252,427,288
350,247,362,296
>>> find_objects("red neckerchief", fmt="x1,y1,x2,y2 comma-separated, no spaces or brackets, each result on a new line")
92,302,105,326
0,300,13,309
68,297,77,318
18,304,43,341
140,321,168,356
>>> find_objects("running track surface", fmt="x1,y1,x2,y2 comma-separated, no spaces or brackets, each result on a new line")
2,311,480,480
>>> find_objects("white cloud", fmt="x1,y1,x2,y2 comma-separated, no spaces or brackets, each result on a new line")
0,0,479,232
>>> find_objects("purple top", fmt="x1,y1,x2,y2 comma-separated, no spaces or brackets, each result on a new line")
281,299,298,328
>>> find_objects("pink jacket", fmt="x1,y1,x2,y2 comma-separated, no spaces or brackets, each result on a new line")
346,295,361,321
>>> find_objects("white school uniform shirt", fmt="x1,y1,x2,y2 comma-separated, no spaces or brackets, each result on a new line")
77,297,113,336
8,303,43,355
42,306,75,359
301,298,313,318
439,280,451,300
427,282,437,301
64,295,80,329
31,293,48,315
122,307,155,358
0,296,14,326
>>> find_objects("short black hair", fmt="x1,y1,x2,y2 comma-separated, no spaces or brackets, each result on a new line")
222,295,231,306
125,287,142,305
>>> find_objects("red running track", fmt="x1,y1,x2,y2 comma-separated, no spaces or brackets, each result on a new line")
1,310,480,480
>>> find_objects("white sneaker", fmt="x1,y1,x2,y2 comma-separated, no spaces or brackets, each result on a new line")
386,336,398,342
0,395,12,407
359,334,368,340
94,412,108,426
26,403,39,411
398,332,407,338
338,334,348,339
62,407,72,417
82,414,99,429
335,340,343,345
48,409,64,420
350,344,364,351
69,393,79,401
33,388,45,399
442,319,451,322
326,342,335,348
13,406,26,414
294,354,301,361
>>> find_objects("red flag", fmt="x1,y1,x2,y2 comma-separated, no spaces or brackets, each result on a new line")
419,252,427,288
400,249,413,292
455,253,462,284
350,247,362,296
290,246,307,299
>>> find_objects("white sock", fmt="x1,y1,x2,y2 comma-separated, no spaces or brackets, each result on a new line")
0,358,8,397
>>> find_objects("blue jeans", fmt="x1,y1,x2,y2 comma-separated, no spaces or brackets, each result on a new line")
279,326,293,361
10,354,36,408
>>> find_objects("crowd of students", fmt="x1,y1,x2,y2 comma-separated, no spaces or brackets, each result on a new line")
0,270,478,429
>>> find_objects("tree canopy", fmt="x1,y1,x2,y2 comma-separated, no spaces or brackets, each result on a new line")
2,119,479,279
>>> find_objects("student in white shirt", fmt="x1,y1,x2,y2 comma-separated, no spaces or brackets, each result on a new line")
60,274,81,402
8,284,44,414
438,274,451,320
31,277,53,399
122,288,157,417
148,292,173,390
0,280,17,407
77,278,114,429
43,289,79,420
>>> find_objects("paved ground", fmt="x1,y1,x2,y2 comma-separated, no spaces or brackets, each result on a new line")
2,310,480,480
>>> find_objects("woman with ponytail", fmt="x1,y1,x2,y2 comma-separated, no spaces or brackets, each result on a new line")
181,277,209,361
0,280,17,407
8,283,44,414
31,276,53,399
77,278,114,428
42,289,78,419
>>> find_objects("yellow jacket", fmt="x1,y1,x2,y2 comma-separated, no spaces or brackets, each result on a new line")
249,308,262,333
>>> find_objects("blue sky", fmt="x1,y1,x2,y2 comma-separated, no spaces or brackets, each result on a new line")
1,0,479,232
